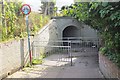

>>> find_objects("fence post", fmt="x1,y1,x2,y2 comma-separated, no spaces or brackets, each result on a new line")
67,37,69,54
69,41,72,66
97,38,100,51
20,39,24,68
31,41,34,59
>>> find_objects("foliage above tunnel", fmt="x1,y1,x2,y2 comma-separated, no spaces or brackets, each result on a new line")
0,1,50,42
61,1,120,67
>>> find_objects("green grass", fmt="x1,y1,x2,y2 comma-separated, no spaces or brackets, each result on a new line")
32,59,43,65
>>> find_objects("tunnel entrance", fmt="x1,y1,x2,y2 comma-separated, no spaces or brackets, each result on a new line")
62,26,80,46
63,26,79,38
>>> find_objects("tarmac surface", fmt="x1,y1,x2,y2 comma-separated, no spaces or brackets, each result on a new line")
5,48,104,78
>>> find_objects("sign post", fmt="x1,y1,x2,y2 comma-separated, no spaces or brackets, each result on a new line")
21,4,32,65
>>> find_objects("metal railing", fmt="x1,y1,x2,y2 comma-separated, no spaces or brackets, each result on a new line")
32,40,73,66
32,37,99,66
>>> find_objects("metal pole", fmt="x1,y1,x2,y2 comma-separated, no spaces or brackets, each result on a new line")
67,38,69,54
25,15,32,65
70,41,72,66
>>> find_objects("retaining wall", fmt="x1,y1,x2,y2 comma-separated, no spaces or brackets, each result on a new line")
99,53,120,79
0,37,33,79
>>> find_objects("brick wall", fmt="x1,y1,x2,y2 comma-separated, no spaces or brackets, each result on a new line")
0,37,33,79
99,53,120,79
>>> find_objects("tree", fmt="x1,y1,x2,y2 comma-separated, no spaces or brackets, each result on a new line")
40,0,56,15
61,1,120,67
60,3,89,21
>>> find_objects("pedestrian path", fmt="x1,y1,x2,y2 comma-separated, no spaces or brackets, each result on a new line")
5,52,104,78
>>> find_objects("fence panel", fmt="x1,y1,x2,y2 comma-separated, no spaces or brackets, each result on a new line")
62,37,99,56
32,40,72,66
32,37,99,66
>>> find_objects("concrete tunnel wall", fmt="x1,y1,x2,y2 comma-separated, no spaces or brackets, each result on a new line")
33,16,98,58
63,26,80,38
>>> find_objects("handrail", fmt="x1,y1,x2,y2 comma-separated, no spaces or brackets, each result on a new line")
33,40,71,43
37,19,55,35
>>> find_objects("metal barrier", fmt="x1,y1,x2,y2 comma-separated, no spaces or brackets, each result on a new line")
32,37,99,66
32,40,73,66
61,37,99,54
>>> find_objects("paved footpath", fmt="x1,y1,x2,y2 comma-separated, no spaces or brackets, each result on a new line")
5,52,104,78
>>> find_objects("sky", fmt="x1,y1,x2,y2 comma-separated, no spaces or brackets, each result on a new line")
23,0,74,12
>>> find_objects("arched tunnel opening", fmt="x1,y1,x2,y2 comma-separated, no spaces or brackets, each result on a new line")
62,26,80,46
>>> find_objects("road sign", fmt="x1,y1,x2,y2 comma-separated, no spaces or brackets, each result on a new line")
20,4,32,65
21,4,31,15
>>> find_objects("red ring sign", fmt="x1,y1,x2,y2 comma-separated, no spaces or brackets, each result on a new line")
21,4,31,15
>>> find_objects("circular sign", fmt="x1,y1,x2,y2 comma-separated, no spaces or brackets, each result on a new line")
21,4,31,15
